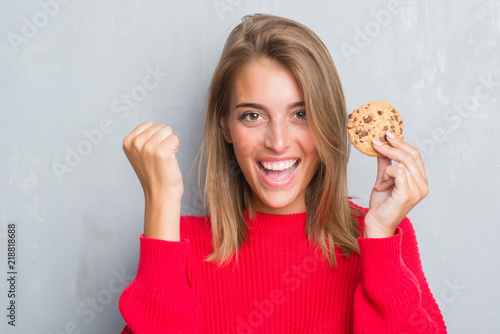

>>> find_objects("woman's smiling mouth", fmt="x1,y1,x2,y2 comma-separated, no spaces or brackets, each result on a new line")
257,159,301,184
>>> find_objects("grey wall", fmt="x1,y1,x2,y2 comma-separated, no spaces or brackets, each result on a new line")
1,0,498,333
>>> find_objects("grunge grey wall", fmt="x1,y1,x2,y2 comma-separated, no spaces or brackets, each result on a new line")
1,0,498,333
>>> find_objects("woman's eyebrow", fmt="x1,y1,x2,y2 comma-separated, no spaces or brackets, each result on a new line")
288,101,305,109
235,103,265,110
234,101,305,110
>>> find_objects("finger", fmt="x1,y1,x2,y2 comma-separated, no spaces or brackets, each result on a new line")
375,155,392,182
147,125,176,146
374,155,392,190
386,133,427,184
133,124,172,150
379,164,411,199
138,123,171,139
128,121,155,138
384,131,426,182
159,134,180,157
372,132,427,185
375,174,395,192
375,161,404,192
139,126,176,161
379,162,428,203
123,121,154,148
394,161,428,200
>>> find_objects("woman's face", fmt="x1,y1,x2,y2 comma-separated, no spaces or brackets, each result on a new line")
220,58,320,214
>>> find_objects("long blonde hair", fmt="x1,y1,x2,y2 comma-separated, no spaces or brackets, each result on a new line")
198,13,364,268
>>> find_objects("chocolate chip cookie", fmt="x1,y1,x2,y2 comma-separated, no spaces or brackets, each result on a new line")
347,101,404,157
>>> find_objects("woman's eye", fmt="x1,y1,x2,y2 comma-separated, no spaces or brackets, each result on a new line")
240,112,261,121
295,110,307,120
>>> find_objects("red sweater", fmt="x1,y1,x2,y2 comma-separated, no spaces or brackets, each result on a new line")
118,203,446,333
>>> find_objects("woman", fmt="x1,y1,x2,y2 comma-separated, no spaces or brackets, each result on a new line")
119,14,446,333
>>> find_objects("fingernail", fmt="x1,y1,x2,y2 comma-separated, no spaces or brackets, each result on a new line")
386,130,396,139
372,138,382,146
374,179,382,188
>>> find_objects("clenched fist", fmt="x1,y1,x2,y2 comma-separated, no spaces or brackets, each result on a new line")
123,121,183,241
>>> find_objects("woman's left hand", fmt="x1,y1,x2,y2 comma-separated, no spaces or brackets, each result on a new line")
363,130,429,238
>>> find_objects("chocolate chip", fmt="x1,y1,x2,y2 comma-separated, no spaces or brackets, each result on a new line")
377,110,383,115
399,121,403,125
383,126,388,131
354,117,358,122
348,113,352,119
363,115,373,123
347,126,353,129
391,125,396,132
391,109,396,113
380,135,387,142
394,115,398,121
359,131,369,139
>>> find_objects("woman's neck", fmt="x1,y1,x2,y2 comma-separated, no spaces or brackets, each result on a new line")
250,193,307,215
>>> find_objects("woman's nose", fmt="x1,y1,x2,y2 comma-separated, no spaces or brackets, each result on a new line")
264,120,290,153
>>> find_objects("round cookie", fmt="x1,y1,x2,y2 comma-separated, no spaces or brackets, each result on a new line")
347,101,404,157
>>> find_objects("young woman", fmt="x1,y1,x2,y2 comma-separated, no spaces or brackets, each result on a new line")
118,14,446,333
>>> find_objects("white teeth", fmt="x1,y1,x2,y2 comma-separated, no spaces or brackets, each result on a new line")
260,159,298,171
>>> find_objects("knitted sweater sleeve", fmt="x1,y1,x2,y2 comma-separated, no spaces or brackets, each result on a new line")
354,217,447,333
118,235,204,334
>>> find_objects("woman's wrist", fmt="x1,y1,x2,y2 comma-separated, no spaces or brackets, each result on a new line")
363,225,396,238
144,193,182,241
144,187,183,204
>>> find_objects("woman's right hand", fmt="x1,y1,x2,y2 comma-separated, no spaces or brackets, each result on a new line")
123,121,184,241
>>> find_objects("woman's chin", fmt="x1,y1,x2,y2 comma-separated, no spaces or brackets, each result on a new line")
252,193,305,214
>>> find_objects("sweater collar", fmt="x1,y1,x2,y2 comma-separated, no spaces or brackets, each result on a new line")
244,209,308,233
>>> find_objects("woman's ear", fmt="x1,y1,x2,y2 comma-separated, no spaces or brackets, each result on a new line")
219,115,233,143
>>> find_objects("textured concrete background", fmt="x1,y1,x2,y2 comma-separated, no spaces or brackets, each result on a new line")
1,0,498,333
